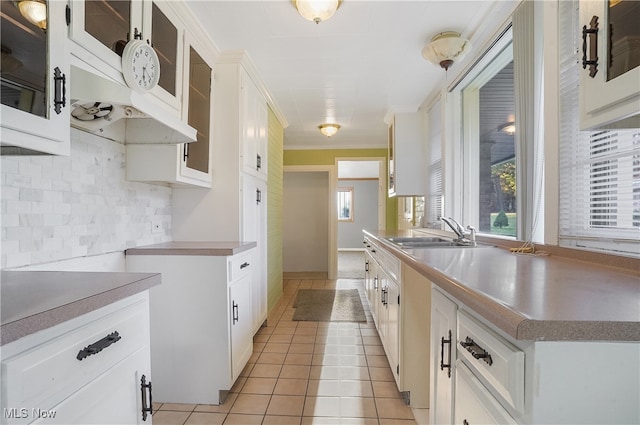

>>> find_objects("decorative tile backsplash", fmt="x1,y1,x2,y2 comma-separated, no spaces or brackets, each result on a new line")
1,129,172,269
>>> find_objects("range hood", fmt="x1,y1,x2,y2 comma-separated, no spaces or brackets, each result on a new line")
70,66,196,144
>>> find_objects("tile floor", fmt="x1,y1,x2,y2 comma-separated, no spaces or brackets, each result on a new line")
152,278,428,425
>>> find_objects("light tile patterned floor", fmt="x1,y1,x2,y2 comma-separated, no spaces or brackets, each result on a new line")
152,278,423,425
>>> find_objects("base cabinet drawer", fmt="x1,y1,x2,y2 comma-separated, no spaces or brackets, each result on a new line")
457,310,524,412
455,361,517,425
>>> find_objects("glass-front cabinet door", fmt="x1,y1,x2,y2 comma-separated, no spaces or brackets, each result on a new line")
579,0,640,129
1,0,70,155
179,33,213,183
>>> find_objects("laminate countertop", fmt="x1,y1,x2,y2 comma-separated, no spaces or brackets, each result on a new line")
125,241,257,256
364,230,640,342
1,270,161,345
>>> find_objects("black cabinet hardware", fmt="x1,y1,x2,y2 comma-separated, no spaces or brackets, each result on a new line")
240,262,250,269
232,301,239,324
460,336,493,366
440,330,452,378
53,67,66,115
256,189,262,204
463,420,469,425
76,331,121,361
582,15,599,78
256,154,262,171
141,374,153,421
365,260,369,272
381,288,388,306
133,27,143,40
183,143,189,161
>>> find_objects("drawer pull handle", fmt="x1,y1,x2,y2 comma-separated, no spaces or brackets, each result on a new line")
460,336,493,366
463,420,469,425
581,15,599,78
141,374,153,421
440,330,452,378
240,262,250,269
365,260,369,272
76,331,121,361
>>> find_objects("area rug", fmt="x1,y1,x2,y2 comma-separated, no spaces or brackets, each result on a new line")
292,289,366,322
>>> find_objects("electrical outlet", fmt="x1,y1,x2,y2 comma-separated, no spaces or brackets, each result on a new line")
151,218,163,234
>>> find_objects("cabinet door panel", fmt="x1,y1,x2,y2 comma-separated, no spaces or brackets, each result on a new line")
230,274,254,382
0,0,70,155
386,279,400,383
430,287,457,425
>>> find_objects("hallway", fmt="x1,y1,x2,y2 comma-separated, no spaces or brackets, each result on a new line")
152,279,425,425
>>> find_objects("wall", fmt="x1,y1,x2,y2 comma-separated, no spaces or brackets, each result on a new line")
0,129,172,269
283,171,329,273
283,148,396,231
338,179,379,249
267,108,284,311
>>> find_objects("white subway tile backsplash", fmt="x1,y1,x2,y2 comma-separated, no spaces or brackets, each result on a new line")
1,129,172,269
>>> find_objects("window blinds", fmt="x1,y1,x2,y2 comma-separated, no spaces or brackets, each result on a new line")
426,98,443,229
558,1,640,256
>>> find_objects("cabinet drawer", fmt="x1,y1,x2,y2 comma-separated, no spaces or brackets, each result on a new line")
457,310,524,413
2,299,148,412
455,360,517,425
228,250,254,283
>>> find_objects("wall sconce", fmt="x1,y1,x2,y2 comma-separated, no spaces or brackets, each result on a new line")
15,0,47,30
293,0,342,24
422,31,471,71
319,123,340,137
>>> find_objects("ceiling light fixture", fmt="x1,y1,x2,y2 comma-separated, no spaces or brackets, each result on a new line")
498,121,516,135
422,31,471,71
14,0,47,30
319,123,340,137
293,0,342,24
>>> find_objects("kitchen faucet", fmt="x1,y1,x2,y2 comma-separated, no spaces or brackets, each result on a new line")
441,217,476,245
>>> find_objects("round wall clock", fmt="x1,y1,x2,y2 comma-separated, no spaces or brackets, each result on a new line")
121,40,160,93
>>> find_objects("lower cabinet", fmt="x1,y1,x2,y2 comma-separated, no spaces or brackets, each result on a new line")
430,284,640,425
1,293,152,425
126,248,255,405
363,236,430,408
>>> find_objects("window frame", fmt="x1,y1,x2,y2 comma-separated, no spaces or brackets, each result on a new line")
337,187,354,222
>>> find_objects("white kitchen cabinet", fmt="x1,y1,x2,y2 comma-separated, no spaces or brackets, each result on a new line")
126,31,214,187
68,0,183,113
0,0,70,156
171,52,269,332
362,236,431,407
240,69,268,180
430,285,457,425
387,112,425,197
125,248,255,405
242,174,268,333
579,0,640,129
431,284,640,425
1,292,152,425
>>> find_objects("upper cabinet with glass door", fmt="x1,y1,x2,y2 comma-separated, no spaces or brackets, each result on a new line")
68,0,182,113
1,0,70,155
579,0,640,129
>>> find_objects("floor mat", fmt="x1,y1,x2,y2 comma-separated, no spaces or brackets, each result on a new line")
292,289,366,322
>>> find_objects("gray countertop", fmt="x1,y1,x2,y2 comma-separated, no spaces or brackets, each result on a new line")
125,241,257,256
1,271,161,346
364,230,640,342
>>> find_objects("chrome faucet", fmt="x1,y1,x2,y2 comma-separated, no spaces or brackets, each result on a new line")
441,217,476,245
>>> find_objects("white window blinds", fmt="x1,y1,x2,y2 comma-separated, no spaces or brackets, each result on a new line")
426,98,443,229
558,1,640,257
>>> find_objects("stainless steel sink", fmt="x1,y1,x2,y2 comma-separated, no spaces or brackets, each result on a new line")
385,236,481,248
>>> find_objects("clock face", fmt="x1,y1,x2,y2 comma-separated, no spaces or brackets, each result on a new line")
122,40,160,93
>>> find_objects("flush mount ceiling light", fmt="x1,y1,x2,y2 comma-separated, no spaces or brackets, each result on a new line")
319,123,340,137
422,31,471,71
14,0,47,30
293,0,342,24
498,121,516,135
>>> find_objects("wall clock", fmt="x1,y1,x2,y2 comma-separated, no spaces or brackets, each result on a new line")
121,40,160,93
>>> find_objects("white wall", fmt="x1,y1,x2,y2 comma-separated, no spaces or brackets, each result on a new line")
283,171,328,273
338,179,378,249
1,129,172,269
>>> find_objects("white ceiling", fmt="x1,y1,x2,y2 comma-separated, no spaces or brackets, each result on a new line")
184,0,513,150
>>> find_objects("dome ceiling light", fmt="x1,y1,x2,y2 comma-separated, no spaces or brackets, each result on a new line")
422,31,471,71
14,0,47,30
293,0,342,24
319,123,340,137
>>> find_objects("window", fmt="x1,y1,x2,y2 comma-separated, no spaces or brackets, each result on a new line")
337,188,353,221
426,99,443,229
460,32,516,238
558,1,640,257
